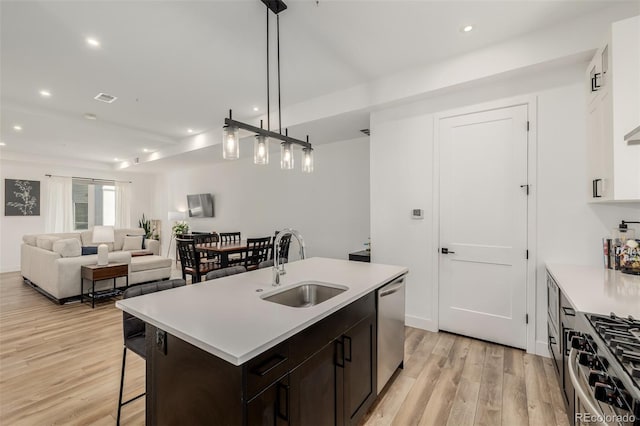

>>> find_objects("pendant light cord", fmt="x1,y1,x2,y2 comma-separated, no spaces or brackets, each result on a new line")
277,14,282,134
266,7,270,131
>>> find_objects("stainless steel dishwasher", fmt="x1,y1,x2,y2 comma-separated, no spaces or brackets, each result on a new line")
377,274,406,394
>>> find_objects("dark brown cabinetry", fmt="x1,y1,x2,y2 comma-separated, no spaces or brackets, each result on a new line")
546,269,577,426
145,292,378,426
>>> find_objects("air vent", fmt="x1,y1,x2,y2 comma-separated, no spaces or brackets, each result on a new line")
94,93,117,103
360,129,370,136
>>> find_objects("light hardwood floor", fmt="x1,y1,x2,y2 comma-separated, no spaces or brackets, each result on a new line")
0,271,568,425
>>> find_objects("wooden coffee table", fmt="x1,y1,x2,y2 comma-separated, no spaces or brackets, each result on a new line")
81,263,129,308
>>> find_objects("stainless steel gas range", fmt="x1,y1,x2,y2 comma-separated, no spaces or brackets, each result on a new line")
569,312,640,426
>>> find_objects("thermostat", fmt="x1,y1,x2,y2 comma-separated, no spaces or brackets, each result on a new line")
411,209,424,219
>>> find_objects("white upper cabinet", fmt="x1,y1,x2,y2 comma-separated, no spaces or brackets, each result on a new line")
586,15,640,202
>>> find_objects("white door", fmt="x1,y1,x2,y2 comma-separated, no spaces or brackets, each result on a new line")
438,105,528,349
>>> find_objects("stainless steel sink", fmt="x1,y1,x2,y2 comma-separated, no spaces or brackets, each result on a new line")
262,282,348,308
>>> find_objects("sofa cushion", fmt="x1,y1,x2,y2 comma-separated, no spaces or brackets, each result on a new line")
123,235,144,251
130,255,172,273
23,235,38,246
36,236,60,251
52,238,82,258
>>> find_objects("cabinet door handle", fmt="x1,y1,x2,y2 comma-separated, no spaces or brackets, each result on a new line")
592,179,602,198
252,354,287,377
335,339,345,368
344,335,352,362
549,335,557,345
562,306,576,317
591,73,601,92
277,383,290,421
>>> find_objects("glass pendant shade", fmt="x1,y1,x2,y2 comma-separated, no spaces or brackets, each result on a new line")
281,142,294,170
222,125,239,160
302,147,314,173
254,135,269,165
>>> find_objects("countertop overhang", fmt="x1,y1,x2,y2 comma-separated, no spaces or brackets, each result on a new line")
116,257,408,365
546,263,640,317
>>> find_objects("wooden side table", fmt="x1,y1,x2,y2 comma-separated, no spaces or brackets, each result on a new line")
81,263,129,308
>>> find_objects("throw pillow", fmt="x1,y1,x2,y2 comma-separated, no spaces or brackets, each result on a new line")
22,235,38,246
52,238,82,258
36,235,60,251
127,233,146,250
122,235,144,251
81,246,98,255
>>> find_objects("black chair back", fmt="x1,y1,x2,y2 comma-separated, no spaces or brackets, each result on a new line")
205,266,247,281
258,258,288,269
122,279,186,346
220,232,241,243
270,231,292,260
176,238,214,282
243,237,271,270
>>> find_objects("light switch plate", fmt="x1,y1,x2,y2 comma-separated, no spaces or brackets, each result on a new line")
411,209,424,219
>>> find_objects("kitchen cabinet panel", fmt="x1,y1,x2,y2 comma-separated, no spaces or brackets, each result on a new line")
585,16,640,201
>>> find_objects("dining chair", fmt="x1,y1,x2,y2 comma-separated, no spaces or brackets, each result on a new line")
176,238,216,283
242,237,272,270
204,265,247,281
117,278,186,425
193,233,220,265
219,232,241,243
270,231,292,261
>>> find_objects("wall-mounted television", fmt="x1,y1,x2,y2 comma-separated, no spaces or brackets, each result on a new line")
187,193,214,218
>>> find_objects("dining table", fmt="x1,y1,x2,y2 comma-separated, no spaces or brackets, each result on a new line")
197,240,248,268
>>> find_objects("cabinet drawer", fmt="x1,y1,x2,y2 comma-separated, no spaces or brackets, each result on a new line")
290,292,375,366
245,341,290,400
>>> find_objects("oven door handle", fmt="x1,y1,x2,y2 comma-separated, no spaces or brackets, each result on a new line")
567,348,607,426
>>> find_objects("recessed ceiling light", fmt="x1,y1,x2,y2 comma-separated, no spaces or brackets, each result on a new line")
253,107,259,112
0,142,6,146
13,125,22,131
39,90,51,97
143,148,150,152
187,128,194,133
114,157,120,161
462,25,473,33
84,113,97,120
86,37,101,47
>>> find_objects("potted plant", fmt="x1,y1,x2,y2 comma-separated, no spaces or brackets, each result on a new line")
172,221,189,237
138,213,158,239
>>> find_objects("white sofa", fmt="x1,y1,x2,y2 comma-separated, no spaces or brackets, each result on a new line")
21,228,172,303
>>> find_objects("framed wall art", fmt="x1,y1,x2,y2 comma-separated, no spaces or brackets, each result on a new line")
5,179,40,216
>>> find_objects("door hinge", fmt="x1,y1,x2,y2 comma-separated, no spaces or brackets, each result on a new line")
526,314,529,324
526,250,529,260
526,121,530,131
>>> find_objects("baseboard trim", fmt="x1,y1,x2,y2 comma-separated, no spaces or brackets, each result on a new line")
1,266,20,273
536,340,550,358
405,315,438,332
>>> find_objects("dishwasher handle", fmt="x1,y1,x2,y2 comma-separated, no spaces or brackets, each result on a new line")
379,284,403,297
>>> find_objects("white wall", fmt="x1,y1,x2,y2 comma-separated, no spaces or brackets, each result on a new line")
0,156,158,272
370,63,640,353
156,137,370,262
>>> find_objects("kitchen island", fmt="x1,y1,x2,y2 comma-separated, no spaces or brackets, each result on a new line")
116,257,408,426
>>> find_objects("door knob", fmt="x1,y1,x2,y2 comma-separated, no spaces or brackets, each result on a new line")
441,248,455,254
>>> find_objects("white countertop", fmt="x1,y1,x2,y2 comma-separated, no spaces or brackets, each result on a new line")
546,264,640,317
116,257,408,366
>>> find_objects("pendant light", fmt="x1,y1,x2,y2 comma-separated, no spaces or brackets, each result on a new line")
281,142,294,169
222,0,314,172
254,135,269,165
302,146,314,173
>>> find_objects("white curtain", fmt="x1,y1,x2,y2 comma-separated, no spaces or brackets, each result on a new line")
114,181,132,228
45,176,73,233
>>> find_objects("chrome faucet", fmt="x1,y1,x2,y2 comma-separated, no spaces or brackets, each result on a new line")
273,228,306,286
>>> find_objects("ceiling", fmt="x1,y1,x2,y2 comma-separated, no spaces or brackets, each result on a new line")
0,0,629,167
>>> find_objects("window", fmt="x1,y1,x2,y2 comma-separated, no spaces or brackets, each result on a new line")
72,180,116,230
